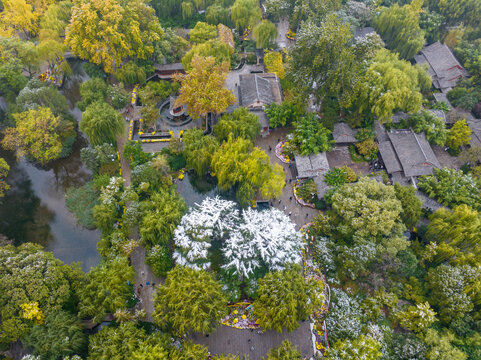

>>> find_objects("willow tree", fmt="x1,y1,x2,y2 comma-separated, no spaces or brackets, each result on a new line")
252,20,278,49
174,55,235,119
79,101,125,146
65,0,163,73
231,0,261,32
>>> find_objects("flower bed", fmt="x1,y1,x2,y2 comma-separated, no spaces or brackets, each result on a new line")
275,141,290,163
128,119,134,140
131,84,139,105
293,180,316,208
221,301,260,330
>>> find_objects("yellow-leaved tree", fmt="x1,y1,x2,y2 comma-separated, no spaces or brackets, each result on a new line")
65,0,163,73
174,55,236,119
0,0,38,38
264,50,285,79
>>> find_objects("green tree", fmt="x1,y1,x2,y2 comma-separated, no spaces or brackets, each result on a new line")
87,322,146,360
65,0,163,73
288,14,382,106
447,119,472,151
396,302,437,333
426,205,481,266
263,340,302,360
374,0,425,59
114,61,146,85
139,188,187,247
78,257,135,323
254,264,324,332
418,168,481,210
265,101,301,128
206,4,232,27
181,40,231,71
78,77,108,111
326,335,382,360
80,101,125,146
394,183,422,229
189,21,217,44
182,128,219,176
426,264,479,323
0,158,10,197
424,329,468,360
170,340,210,360
252,20,277,49
175,55,235,119
292,113,334,155
0,243,83,345
231,0,261,32
434,0,481,27
211,136,284,206
23,310,87,359
328,178,408,256
355,49,431,123
214,107,260,143
409,110,447,146
1,107,70,165
153,266,228,334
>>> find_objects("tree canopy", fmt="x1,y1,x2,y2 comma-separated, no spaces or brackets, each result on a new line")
79,101,125,146
175,55,235,119
153,266,228,334
65,0,163,73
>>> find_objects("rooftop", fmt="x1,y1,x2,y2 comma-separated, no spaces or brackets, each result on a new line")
239,73,282,109
386,129,441,177
295,152,330,179
414,42,469,92
332,123,357,143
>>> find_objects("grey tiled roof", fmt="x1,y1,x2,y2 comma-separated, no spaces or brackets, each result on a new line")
332,123,357,143
387,129,441,177
295,152,330,179
239,73,280,108
467,117,481,147
415,42,468,92
392,112,409,124
378,140,402,174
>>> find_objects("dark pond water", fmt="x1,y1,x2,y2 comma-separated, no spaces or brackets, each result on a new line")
175,172,221,207
0,60,100,272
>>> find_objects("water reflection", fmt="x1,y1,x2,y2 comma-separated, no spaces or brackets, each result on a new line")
0,61,100,271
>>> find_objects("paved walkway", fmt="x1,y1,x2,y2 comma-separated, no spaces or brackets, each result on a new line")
130,246,161,322
191,321,314,360
254,128,319,228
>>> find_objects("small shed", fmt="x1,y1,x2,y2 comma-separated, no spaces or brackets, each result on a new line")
153,63,185,80
295,152,331,197
332,123,357,144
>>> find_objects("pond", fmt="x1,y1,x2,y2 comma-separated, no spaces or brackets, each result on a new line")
175,171,221,208
0,60,100,272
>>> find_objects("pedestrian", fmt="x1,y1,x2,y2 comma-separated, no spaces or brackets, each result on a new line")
140,283,143,288
305,213,309,218
277,138,280,143
289,179,292,184
288,211,292,216
290,196,293,201
268,145,272,151
278,199,281,204
283,205,287,211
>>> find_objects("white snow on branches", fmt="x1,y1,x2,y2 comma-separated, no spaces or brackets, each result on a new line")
173,197,303,277
173,197,239,270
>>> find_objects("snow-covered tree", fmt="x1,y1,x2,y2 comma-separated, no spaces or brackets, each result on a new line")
173,197,239,270
222,208,303,278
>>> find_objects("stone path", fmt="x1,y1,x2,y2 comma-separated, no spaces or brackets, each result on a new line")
191,321,314,360
130,246,161,322
254,128,319,228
